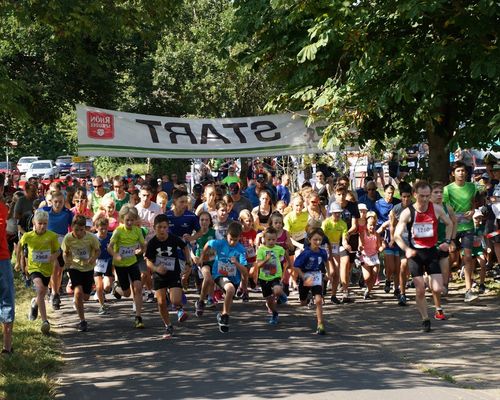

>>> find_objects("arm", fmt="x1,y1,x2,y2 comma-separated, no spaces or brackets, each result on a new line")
107,239,121,262
394,208,416,259
435,205,453,252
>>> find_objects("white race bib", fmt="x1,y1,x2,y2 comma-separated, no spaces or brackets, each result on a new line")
413,222,433,238
95,259,109,273
217,261,236,277
291,231,305,241
331,243,340,255
74,247,90,260
246,246,256,258
33,250,50,263
408,161,416,167
119,245,136,258
86,218,93,228
157,256,176,271
363,254,379,266
303,270,322,286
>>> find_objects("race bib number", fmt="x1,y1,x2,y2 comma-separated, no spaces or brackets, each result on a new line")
217,262,236,277
74,247,90,260
331,243,340,255
119,245,136,258
262,262,277,276
86,218,93,228
364,254,379,266
413,223,433,238
408,161,416,168
374,162,382,168
303,271,322,286
157,256,176,271
33,250,50,263
246,246,256,258
95,259,109,273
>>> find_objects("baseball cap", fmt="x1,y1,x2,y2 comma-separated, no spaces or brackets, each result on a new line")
358,203,368,211
256,173,266,182
329,202,343,213
473,209,483,219
481,173,489,180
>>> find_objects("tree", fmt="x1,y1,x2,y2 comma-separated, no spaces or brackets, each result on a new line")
231,0,500,181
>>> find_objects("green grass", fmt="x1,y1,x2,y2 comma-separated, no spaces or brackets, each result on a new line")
0,271,62,400
420,366,457,384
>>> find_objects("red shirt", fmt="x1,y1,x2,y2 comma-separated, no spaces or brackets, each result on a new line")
240,229,257,263
0,202,10,260
409,202,438,249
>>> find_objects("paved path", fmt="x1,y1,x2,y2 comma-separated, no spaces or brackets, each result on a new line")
54,284,499,400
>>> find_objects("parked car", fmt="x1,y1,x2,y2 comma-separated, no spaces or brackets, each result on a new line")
26,160,59,180
17,156,39,174
0,161,21,181
70,161,94,178
55,155,73,175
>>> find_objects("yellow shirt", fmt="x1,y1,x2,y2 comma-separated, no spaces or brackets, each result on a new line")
284,211,309,240
61,232,100,272
322,218,348,245
19,230,60,277
110,225,145,267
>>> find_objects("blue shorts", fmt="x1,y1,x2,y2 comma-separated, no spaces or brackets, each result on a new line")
384,246,401,256
0,259,15,324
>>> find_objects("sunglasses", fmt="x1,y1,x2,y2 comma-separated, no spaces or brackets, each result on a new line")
93,184,103,188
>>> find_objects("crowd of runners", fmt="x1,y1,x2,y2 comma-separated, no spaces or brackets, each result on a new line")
1,153,500,348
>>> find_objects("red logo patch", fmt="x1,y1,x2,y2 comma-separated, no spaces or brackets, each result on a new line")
87,111,114,139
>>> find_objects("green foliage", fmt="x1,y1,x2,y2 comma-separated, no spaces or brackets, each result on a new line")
231,0,500,180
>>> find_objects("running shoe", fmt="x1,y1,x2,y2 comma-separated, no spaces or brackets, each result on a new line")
235,288,243,299
330,295,341,304
342,294,354,304
268,312,279,325
217,313,229,333
393,287,401,298
363,289,371,300
41,320,51,335
177,308,189,323
421,319,431,332
241,292,250,302
52,293,61,310
434,310,447,320
97,306,108,315
112,281,122,299
28,297,38,321
398,294,408,306
195,300,205,317
77,320,88,332
181,292,187,305
134,316,145,329
316,323,326,335
213,289,224,302
163,325,174,339
384,280,391,294
205,298,216,309
277,293,288,304
478,283,486,294
464,290,479,303
146,292,155,303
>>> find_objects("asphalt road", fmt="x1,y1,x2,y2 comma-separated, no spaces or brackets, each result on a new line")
53,283,499,400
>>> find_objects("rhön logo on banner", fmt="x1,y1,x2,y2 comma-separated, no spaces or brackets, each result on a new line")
87,112,114,139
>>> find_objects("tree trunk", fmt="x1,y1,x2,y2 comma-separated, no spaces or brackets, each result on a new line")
427,124,451,183
240,157,249,189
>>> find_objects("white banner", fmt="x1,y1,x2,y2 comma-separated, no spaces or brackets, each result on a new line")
77,105,325,159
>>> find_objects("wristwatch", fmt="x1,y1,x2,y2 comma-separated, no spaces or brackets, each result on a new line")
444,239,451,244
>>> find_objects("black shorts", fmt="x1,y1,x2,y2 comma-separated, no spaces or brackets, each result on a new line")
259,278,282,298
30,271,50,287
93,259,114,277
408,247,441,277
115,263,141,291
57,253,65,268
298,281,323,301
214,276,237,292
438,248,449,259
455,230,474,250
348,234,359,263
68,269,94,295
152,272,182,290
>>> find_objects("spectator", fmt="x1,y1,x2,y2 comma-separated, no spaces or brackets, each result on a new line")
221,166,240,186
244,172,277,207
276,174,291,206
161,175,174,198
14,182,37,220
229,182,253,215
358,180,381,212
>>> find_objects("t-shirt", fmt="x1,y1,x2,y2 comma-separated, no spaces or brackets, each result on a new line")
89,190,108,214
0,202,10,260
43,206,73,238
375,198,400,228
145,234,187,275
135,202,162,241
166,210,200,237
214,217,231,240
322,218,348,245
443,182,477,232
231,196,253,215
209,239,247,285
256,245,285,281
284,211,309,241
195,228,216,262
337,201,361,230
240,229,257,263
61,232,100,272
110,225,145,267
276,184,291,205
19,230,60,277
294,248,328,275
221,175,240,185
14,195,34,218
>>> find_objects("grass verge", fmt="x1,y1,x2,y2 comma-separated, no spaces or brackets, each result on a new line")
420,366,457,384
0,271,62,400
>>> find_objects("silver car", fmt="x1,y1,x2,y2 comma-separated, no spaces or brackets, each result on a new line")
26,160,60,180
17,156,39,174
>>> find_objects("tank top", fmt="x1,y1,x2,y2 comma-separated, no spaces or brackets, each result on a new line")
276,230,288,249
407,203,438,249
437,203,448,244
257,206,272,226
362,231,378,256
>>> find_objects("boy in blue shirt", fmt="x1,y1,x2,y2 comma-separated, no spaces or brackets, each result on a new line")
201,221,248,333
294,228,329,335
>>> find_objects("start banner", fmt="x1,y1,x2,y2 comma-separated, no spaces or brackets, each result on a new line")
77,105,324,159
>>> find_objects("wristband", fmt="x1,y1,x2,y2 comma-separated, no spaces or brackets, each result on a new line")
444,239,451,244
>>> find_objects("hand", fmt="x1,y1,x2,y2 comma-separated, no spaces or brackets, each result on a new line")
303,276,314,287
448,241,456,252
230,256,237,264
156,265,167,275
114,254,122,262
464,211,474,220
405,248,417,259
182,234,191,242
438,242,450,252
134,248,142,255
389,240,395,247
